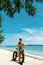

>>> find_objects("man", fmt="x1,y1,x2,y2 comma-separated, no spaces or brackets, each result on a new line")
17,38,24,50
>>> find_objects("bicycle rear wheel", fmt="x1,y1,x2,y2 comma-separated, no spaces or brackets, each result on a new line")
19,51,24,64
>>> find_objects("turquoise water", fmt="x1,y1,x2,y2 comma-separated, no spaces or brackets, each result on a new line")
0,45,43,57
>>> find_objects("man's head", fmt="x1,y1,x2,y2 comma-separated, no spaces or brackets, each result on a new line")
19,38,22,42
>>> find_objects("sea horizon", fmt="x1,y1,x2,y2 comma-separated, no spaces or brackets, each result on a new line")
0,44,43,47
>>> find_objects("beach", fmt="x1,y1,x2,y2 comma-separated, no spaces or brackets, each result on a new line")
0,48,43,65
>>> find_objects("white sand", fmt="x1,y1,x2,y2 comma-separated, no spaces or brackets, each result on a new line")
0,48,43,65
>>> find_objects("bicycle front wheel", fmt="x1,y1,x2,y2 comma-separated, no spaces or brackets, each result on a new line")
13,51,17,61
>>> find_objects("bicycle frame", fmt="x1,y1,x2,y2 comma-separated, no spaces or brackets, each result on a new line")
17,49,22,62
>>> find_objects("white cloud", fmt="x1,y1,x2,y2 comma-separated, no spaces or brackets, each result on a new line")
2,28,43,46
22,28,43,45
22,28,43,35
22,28,34,34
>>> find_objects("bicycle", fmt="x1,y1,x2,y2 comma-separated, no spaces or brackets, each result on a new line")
12,48,24,64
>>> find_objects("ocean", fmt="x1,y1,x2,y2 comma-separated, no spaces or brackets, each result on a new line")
0,45,43,57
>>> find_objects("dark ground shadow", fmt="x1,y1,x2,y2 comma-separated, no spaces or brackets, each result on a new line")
11,59,23,65
11,59,18,63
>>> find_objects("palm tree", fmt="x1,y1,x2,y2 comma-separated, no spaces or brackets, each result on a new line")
0,15,4,44
0,0,43,17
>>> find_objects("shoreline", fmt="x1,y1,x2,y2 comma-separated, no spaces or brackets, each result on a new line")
0,47,43,61
25,53,43,61
0,45,43,57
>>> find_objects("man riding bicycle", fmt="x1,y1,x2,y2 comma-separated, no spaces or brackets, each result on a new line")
13,38,24,64
17,38,24,63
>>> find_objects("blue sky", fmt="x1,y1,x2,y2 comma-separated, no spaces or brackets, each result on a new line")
1,3,43,46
